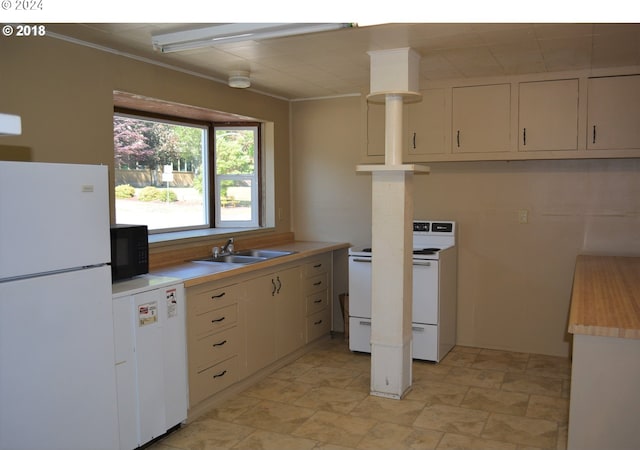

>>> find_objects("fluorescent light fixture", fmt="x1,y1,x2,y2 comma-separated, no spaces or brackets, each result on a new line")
152,23,354,53
0,113,21,136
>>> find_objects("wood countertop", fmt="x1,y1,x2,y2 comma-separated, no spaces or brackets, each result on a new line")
150,240,350,288
568,255,640,339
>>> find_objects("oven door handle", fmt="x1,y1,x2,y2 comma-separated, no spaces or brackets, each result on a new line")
413,261,432,266
352,257,372,263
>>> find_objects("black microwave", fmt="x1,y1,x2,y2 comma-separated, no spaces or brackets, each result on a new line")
110,224,149,281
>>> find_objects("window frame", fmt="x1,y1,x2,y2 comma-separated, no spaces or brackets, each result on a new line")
212,124,262,228
113,107,263,233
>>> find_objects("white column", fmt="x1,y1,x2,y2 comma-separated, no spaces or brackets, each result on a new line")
385,94,404,166
370,169,414,399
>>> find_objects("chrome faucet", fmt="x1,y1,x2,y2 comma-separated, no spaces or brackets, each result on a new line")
221,237,234,255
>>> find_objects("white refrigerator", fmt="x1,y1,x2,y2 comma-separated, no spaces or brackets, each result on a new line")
0,161,119,450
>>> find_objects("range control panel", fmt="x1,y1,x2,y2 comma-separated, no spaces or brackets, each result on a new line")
413,221,455,235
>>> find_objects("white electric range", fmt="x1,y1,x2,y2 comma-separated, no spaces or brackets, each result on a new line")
348,220,458,362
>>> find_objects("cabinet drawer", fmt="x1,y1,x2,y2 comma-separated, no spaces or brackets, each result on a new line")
192,304,238,338
190,356,239,405
306,290,328,315
307,309,331,342
191,326,240,371
304,273,328,294
304,254,331,277
190,283,239,316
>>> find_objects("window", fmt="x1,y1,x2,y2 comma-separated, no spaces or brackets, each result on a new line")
113,110,261,232
214,126,260,228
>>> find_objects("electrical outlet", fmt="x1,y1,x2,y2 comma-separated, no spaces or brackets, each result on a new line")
518,209,529,224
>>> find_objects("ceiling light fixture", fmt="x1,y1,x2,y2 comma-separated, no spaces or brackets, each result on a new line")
228,70,251,89
152,23,354,53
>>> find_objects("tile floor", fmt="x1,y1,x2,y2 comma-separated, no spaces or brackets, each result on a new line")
149,336,571,450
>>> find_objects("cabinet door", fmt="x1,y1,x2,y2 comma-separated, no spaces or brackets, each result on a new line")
243,274,277,375
519,79,578,151
407,88,447,155
452,83,511,153
587,75,640,150
366,101,385,156
275,267,304,357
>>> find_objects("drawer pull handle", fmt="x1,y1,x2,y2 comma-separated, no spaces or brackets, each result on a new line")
276,276,282,294
211,316,225,323
211,292,226,299
313,298,323,303
352,258,371,263
592,125,597,144
212,340,227,347
213,370,227,379
359,321,371,326
412,326,425,332
313,281,322,286
313,263,322,268
314,319,323,325
271,278,277,296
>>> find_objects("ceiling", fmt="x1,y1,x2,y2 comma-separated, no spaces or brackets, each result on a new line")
46,23,640,101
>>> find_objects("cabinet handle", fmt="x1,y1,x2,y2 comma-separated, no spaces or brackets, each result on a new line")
523,128,526,146
412,326,425,332
276,276,282,294
412,132,416,149
456,130,460,147
359,320,371,326
314,319,323,325
212,340,227,347
313,281,322,286
592,125,597,144
313,263,322,268
213,370,227,379
271,278,277,296
211,292,226,300
314,298,323,303
211,316,225,323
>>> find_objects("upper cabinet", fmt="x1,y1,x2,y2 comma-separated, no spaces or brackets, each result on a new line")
518,79,579,152
452,84,511,153
361,69,640,164
587,75,640,150
366,101,385,157
406,88,447,155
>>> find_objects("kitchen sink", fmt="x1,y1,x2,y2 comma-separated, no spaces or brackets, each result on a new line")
233,249,295,259
192,249,296,265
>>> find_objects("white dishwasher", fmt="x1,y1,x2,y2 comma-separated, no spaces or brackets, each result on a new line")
112,275,188,450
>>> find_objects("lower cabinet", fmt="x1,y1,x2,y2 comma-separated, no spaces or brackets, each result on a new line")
186,281,241,406
243,266,304,376
303,254,332,342
185,252,334,410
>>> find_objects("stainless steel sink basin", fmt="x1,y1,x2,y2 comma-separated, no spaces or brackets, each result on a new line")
192,249,296,265
233,249,295,259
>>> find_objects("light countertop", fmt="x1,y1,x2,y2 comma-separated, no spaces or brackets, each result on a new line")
149,241,349,288
568,255,640,339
